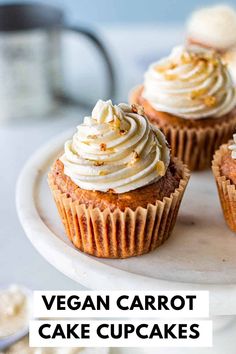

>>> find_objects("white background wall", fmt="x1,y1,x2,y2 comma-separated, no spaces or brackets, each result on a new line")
0,0,235,25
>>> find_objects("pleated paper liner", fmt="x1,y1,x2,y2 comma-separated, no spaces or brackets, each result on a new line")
212,143,236,233
48,159,190,259
161,122,236,171
129,86,236,171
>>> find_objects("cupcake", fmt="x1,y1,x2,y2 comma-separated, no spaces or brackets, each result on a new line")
48,100,190,259
186,4,236,83
130,45,236,170
212,134,236,232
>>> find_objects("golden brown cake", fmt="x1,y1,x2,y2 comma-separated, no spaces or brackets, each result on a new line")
130,45,236,171
48,100,190,258
212,134,236,232
50,159,182,211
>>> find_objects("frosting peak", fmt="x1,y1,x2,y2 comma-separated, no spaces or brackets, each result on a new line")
143,45,236,120
60,100,170,194
91,99,123,124
229,134,236,159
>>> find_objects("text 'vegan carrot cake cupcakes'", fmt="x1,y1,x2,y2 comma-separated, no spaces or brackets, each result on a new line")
48,100,190,258
212,134,236,232
130,45,236,170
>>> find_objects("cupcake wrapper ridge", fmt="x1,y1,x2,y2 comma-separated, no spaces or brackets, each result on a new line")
162,122,236,171
48,159,190,259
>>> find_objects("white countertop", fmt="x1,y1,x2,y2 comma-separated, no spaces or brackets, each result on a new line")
0,24,183,290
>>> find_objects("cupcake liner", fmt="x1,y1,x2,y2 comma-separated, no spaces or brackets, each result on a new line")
161,121,236,171
129,87,236,171
48,159,190,259
212,143,236,232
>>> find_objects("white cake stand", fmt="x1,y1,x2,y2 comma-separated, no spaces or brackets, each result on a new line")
16,131,236,353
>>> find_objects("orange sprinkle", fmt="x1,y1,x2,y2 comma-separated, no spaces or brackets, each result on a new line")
94,161,104,166
119,129,127,135
190,88,207,100
100,143,107,151
99,170,108,176
204,96,216,107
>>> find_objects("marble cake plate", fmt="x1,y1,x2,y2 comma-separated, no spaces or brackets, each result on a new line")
16,130,236,317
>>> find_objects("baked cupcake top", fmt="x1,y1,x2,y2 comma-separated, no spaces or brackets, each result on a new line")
187,5,236,51
142,45,236,120
219,133,236,185
60,100,170,194
229,134,236,159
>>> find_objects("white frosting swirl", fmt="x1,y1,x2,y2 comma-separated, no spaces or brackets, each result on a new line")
187,5,236,50
143,45,236,119
60,100,170,194
229,133,236,159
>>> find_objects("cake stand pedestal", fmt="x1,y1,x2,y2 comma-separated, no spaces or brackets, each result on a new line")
16,131,236,353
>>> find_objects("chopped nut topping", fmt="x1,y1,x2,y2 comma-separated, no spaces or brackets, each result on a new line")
109,115,121,129
164,73,177,81
100,143,107,151
170,63,177,69
131,104,144,115
213,58,219,67
133,151,139,159
180,52,193,64
198,58,208,65
182,52,191,62
138,106,145,115
99,170,108,176
108,188,115,193
155,62,177,73
156,161,166,176
119,129,127,135
128,151,140,166
94,161,104,166
87,134,97,139
131,104,138,113
204,96,216,107
190,88,207,100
